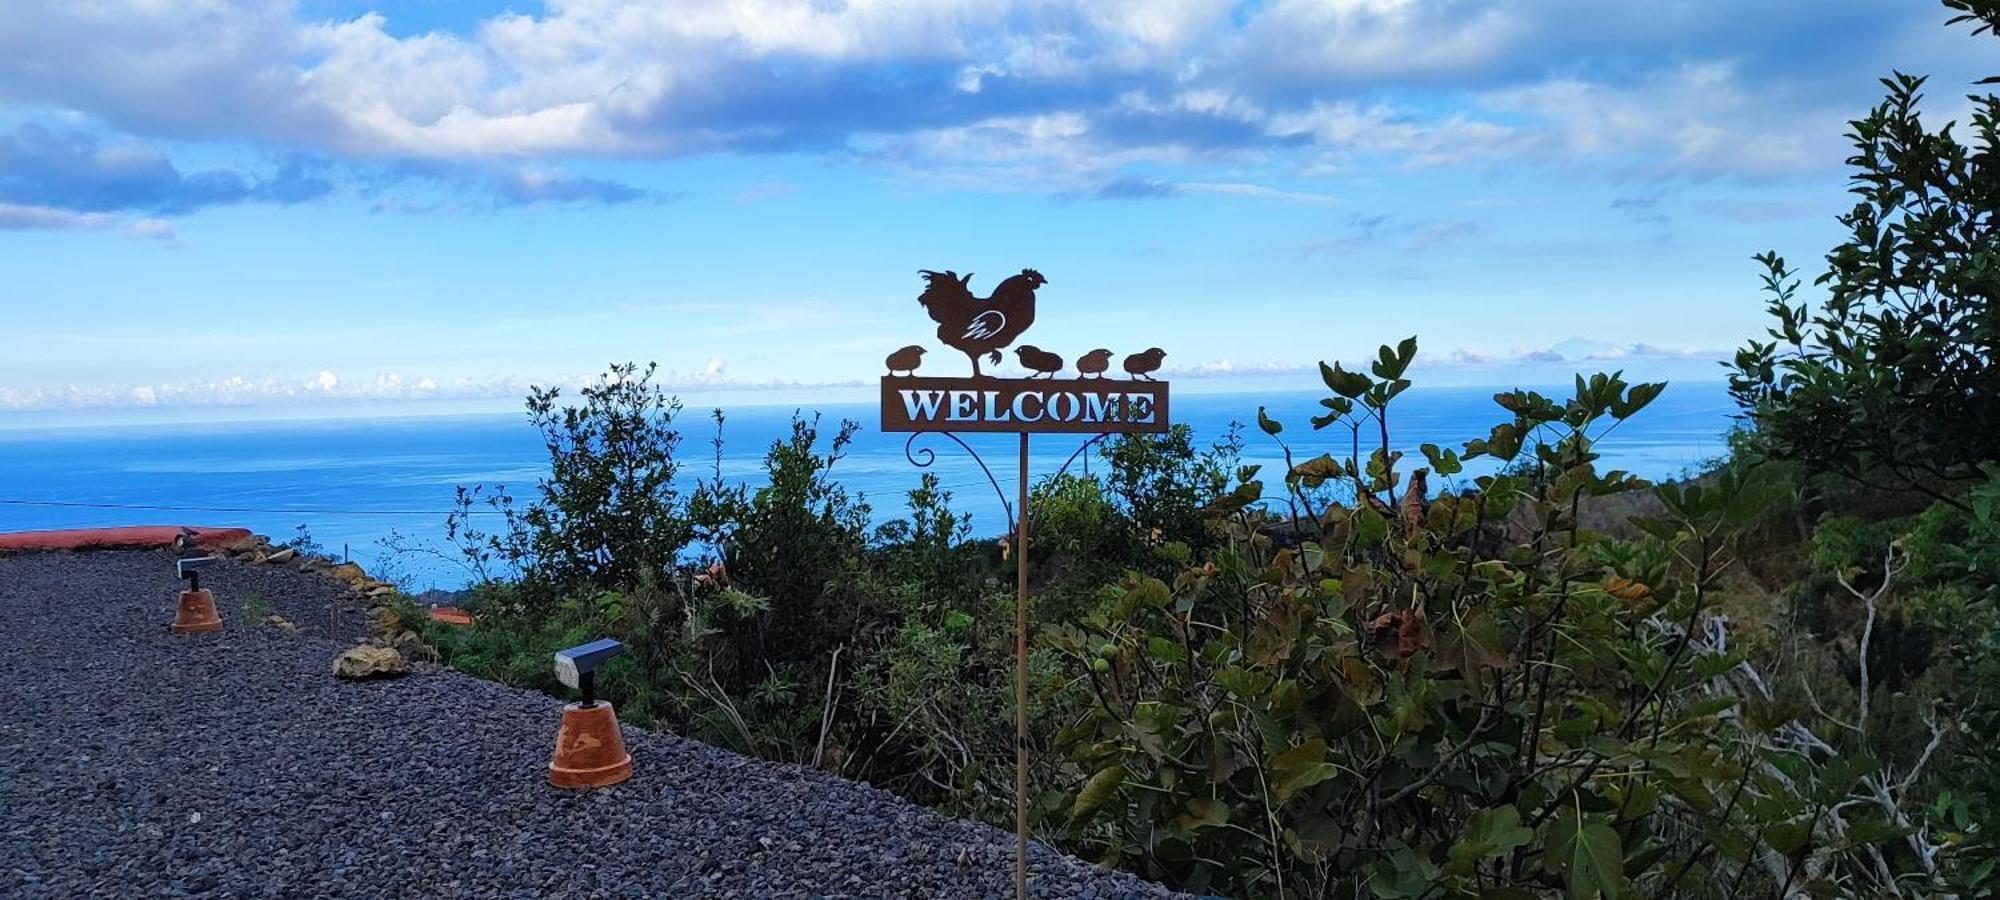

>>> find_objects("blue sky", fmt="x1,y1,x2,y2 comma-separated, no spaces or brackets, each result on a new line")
0,0,1988,419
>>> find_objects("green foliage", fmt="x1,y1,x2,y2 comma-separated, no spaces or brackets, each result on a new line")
408,330,2000,898
1712,12,2000,888
240,591,271,623
1885,465,2000,888
443,362,694,605
696,413,873,669
522,363,694,593
281,523,325,557
874,473,978,608
1049,341,1747,897
1098,423,1239,552
1028,473,1139,619
1904,463,2000,594
1807,513,1907,582
1729,7,2000,505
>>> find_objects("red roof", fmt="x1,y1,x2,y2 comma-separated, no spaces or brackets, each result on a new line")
428,606,474,627
0,526,254,554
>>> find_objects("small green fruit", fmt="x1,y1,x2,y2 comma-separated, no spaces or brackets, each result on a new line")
1091,658,1111,674
1097,643,1118,659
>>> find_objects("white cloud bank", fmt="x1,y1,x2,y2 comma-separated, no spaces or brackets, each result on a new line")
0,0,1940,191
0,342,1724,412
0,202,175,242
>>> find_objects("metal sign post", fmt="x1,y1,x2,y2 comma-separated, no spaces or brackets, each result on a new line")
881,268,1170,899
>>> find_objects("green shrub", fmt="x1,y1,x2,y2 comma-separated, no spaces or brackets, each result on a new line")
1042,339,1978,897
443,362,695,607
1099,422,1239,553
1729,3,2000,507
402,340,1996,897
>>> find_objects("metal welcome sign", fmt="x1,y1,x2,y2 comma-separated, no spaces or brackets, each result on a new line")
879,268,1170,898
880,378,1168,433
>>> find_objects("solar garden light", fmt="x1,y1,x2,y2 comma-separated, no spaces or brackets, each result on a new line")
554,638,622,707
547,638,633,788
170,556,223,635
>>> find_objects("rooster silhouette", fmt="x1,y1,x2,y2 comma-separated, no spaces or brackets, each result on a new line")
917,268,1047,377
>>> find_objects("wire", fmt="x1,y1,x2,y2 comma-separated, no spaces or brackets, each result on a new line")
0,486,1012,519
0,459,1037,522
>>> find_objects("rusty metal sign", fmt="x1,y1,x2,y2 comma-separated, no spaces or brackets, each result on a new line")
878,267,1170,900
879,268,1171,433
879,377,1168,433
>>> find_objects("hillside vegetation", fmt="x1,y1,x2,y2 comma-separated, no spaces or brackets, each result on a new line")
392,3,1999,896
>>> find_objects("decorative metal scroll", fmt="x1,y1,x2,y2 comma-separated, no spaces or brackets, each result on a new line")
900,429,1120,535
902,430,1017,532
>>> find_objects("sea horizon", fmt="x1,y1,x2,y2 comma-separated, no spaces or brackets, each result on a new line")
0,378,1740,591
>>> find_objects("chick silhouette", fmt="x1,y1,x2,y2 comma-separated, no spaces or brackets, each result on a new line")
1075,348,1112,379
885,345,926,377
1123,348,1166,381
1015,345,1064,379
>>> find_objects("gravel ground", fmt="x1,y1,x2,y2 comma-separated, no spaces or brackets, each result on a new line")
0,550,1184,899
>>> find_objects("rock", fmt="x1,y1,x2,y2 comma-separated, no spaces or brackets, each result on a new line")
266,614,296,631
365,585,396,599
327,562,369,587
368,607,400,637
332,645,407,680
264,547,298,564
394,630,438,663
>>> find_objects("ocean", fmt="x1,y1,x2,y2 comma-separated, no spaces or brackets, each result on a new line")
0,382,1739,589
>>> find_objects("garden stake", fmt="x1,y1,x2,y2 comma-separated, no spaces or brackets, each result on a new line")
879,266,1172,900
1015,431,1029,900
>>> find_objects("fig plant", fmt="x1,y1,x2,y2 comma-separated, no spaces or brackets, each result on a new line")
1048,339,1891,897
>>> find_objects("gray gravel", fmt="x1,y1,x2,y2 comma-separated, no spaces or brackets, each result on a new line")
0,550,1183,899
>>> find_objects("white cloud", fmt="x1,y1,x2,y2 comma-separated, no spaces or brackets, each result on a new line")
0,0,1956,194
0,363,826,412
0,203,176,241
1476,63,1843,179
1268,101,1518,169
1230,0,1525,82
1179,182,1340,204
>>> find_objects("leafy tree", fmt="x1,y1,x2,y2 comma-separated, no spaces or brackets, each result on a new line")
873,472,980,610
442,362,693,607
698,413,872,666
1099,423,1240,552
1730,1,2000,507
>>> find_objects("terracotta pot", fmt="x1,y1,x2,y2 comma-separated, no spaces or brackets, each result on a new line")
548,702,633,788
171,589,222,634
